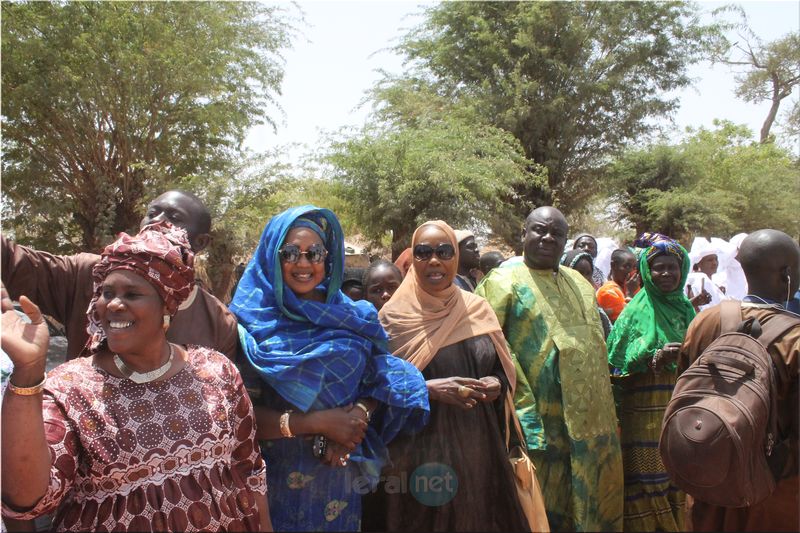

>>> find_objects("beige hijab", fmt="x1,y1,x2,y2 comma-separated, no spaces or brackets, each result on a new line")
379,220,516,394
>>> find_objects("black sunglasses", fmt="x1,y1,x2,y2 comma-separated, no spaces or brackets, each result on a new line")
413,243,456,262
278,243,328,264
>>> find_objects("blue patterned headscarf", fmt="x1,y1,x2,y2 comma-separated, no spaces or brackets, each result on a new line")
230,205,428,481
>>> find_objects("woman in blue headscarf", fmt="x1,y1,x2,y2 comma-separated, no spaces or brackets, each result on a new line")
230,206,429,532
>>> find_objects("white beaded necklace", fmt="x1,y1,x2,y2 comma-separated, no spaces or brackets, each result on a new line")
113,344,174,384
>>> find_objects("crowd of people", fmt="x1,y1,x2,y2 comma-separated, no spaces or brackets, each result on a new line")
1,189,798,533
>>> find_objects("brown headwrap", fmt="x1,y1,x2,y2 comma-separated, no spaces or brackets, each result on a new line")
379,220,516,393
86,221,195,351
394,247,413,277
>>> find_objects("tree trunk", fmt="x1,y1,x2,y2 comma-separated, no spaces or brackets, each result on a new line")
760,85,782,143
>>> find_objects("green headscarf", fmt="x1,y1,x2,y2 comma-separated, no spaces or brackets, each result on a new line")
607,235,695,375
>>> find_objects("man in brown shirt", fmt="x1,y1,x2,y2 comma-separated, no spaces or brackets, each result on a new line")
677,229,800,532
1,191,238,361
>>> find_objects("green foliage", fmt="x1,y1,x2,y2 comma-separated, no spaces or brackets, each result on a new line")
327,115,544,257
607,121,800,240
392,1,719,217
1,1,293,251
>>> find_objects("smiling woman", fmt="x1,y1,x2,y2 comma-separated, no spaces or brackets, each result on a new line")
606,232,696,532
0,221,271,531
229,205,429,531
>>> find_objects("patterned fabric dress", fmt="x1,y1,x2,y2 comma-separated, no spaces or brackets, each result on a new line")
1,346,266,532
607,234,695,532
230,205,429,531
475,262,624,532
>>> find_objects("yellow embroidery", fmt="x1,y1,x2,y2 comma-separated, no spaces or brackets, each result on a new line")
324,500,348,522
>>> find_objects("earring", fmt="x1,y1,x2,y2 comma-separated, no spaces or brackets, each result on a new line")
163,314,171,331
786,274,792,309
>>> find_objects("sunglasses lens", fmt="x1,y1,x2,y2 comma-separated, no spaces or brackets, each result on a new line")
279,245,300,263
436,244,455,260
413,245,434,261
307,244,327,264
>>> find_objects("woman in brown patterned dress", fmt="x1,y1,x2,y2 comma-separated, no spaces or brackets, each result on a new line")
1,221,270,532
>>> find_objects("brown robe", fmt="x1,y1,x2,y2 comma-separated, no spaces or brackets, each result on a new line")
678,302,800,532
1,236,238,361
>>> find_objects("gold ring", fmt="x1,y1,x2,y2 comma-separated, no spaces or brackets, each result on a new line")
458,385,471,398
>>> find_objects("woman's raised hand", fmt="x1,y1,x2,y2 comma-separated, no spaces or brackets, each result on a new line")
316,406,367,451
1,283,49,372
427,377,486,409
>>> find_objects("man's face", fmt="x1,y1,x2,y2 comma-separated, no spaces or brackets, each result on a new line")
459,236,480,270
574,236,598,258
140,192,209,251
523,210,568,270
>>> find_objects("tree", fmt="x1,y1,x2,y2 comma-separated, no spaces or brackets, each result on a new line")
607,121,800,241
391,1,719,217
1,1,293,251
711,7,800,143
327,117,544,259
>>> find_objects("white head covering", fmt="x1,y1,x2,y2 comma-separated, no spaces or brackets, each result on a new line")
688,237,719,268
594,237,619,281
711,233,749,300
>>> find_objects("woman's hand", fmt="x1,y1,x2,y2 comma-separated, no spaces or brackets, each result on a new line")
475,376,502,402
687,284,711,309
427,377,486,409
314,406,367,451
1,284,49,380
321,441,351,468
650,342,682,374
625,271,640,297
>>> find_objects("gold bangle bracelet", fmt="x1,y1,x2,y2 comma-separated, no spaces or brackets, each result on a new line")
8,372,47,396
279,410,295,438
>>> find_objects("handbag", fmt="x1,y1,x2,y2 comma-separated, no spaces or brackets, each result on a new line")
505,393,550,533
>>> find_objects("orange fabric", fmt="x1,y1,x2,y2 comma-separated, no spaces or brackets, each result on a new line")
379,220,516,394
596,280,627,321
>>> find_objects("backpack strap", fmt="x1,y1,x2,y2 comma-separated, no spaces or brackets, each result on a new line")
756,312,799,390
720,300,743,333
756,311,800,457
757,312,800,350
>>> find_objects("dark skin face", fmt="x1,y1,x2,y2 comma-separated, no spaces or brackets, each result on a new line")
573,258,594,284
523,207,568,271
650,255,682,293
695,254,719,277
573,236,598,259
458,236,480,272
280,228,326,301
140,191,211,252
479,251,505,274
611,253,637,286
365,265,403,311
342,283,364,301
414,225,458,295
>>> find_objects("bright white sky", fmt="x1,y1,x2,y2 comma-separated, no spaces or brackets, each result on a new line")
245,1,800,156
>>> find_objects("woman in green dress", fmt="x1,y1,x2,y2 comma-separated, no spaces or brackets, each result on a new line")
607,232,696,532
